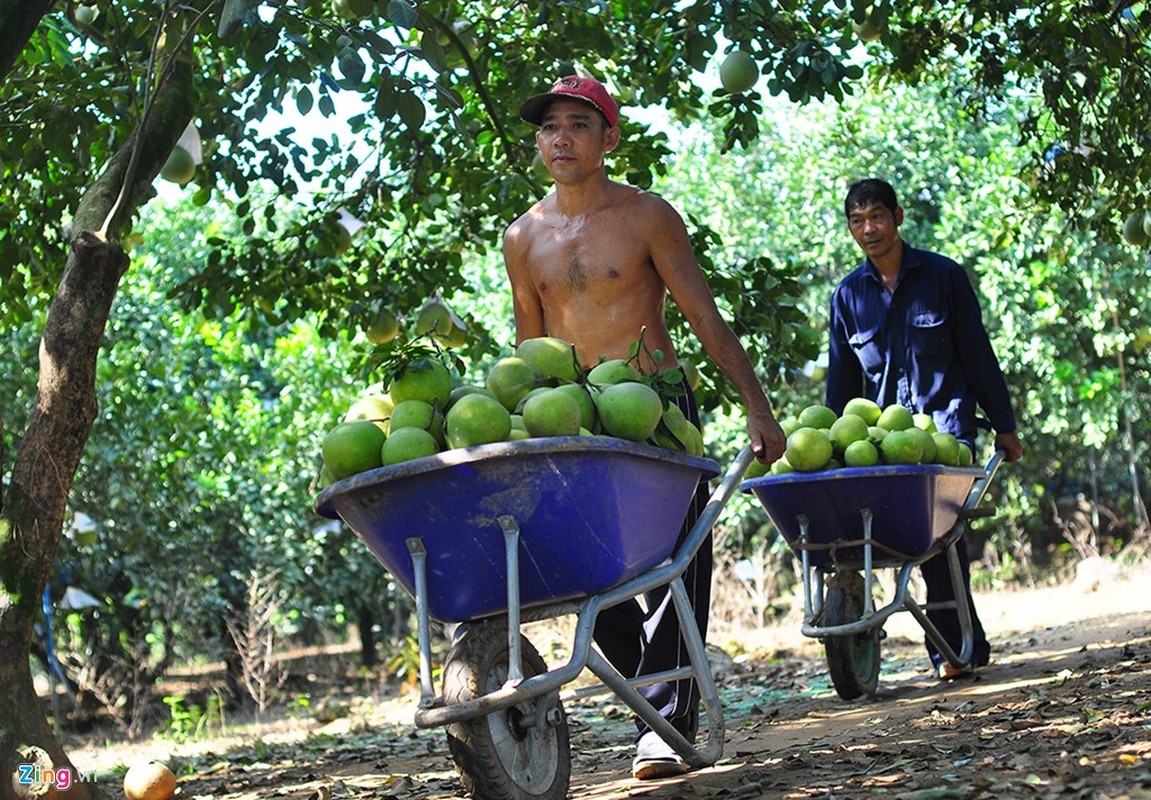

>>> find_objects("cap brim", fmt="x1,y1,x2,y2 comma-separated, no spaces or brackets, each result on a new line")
518,93,554,125
519,92,608,125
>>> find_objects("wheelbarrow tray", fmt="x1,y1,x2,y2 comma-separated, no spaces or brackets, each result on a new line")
315,437,720,623
741,464,984,567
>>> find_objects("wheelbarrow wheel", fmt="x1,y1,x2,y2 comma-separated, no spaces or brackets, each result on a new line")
443,620,570,800
823,571,881,700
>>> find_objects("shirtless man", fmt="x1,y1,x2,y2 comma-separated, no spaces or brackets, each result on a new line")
504,75,785,780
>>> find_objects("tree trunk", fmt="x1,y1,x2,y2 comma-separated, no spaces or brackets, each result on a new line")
0,7,197,794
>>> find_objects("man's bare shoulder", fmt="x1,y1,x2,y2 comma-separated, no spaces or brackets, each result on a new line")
505,196,552,245
610,184,682,220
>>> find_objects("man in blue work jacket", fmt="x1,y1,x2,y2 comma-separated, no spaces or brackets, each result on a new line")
826,177,1024,678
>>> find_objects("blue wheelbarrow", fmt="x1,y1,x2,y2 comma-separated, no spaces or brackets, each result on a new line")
742,452,1004,700
315,437,753,800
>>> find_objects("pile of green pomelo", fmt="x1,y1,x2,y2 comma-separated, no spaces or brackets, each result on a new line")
745,397,975,480
318,336,706,487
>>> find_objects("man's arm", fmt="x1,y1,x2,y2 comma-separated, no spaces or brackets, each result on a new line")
502,219,547,343
948,265,1022,461
642,196,785,462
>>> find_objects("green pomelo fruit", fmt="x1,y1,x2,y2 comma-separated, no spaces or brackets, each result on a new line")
719,50,759,94
508,428,532,441
657,403,689,448
880,429,923,465
435,322,468,348
842,397,883,426
877,404,915,432
682,420,705,456
366,305,399,344
586,358,641,386
445,392,512,448
551,383,596,430
744,457,769,479
798,404,838,430
785,427,833,472
957,441,974,467
515,336,581,382
932,432,961,466
387,399,434,430
594,382,663,441
415,300,451,336
905,426,936,463
913,412,938,433
829,414,870,452
651,427,683,452
388,356,452,408
344,393,393,424
681,361,702,391
779,416,802,437
523,389,583,437
868,425,889,444
509,414,527,431
322,420,386,479
160,146,195,185
317,464,335,489
74,4,99,24
485,356,545,411
843,439,880,467
381,427,439,465
770,456,795,475
447,384,496,409
1122,211,1151,246
514,386,553,414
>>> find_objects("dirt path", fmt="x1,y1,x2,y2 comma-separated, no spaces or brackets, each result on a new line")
73,561,1151,799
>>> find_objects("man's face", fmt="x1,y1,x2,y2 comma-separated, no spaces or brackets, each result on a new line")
847,201,903,261
534,98,618,182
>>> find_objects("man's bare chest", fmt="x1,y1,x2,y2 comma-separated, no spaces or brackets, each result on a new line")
528,221,648,295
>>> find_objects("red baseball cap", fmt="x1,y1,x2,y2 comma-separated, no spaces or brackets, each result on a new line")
519,75,620,128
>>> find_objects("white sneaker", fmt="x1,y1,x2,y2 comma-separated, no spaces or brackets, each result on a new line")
632,731,688,780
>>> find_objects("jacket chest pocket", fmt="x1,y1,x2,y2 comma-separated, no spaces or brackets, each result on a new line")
848,325,885,375
909,311,950,357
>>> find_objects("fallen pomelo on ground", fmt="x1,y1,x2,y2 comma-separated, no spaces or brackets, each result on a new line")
123,761,178,800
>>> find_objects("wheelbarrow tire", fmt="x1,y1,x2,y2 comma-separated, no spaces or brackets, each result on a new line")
823,572,881,700
443,620,570,800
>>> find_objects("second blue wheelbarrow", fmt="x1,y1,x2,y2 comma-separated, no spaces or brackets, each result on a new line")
742,452,1004,700
315,437,754,800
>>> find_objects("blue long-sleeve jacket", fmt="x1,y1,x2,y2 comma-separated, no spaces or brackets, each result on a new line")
825,243,1017,442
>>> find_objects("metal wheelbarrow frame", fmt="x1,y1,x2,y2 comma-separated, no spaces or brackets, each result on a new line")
316,437,755,799
742,451,1005,699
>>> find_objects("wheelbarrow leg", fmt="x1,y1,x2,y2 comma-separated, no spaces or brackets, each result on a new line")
903,539,975,670
405,537,438,707
582,575,724,771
